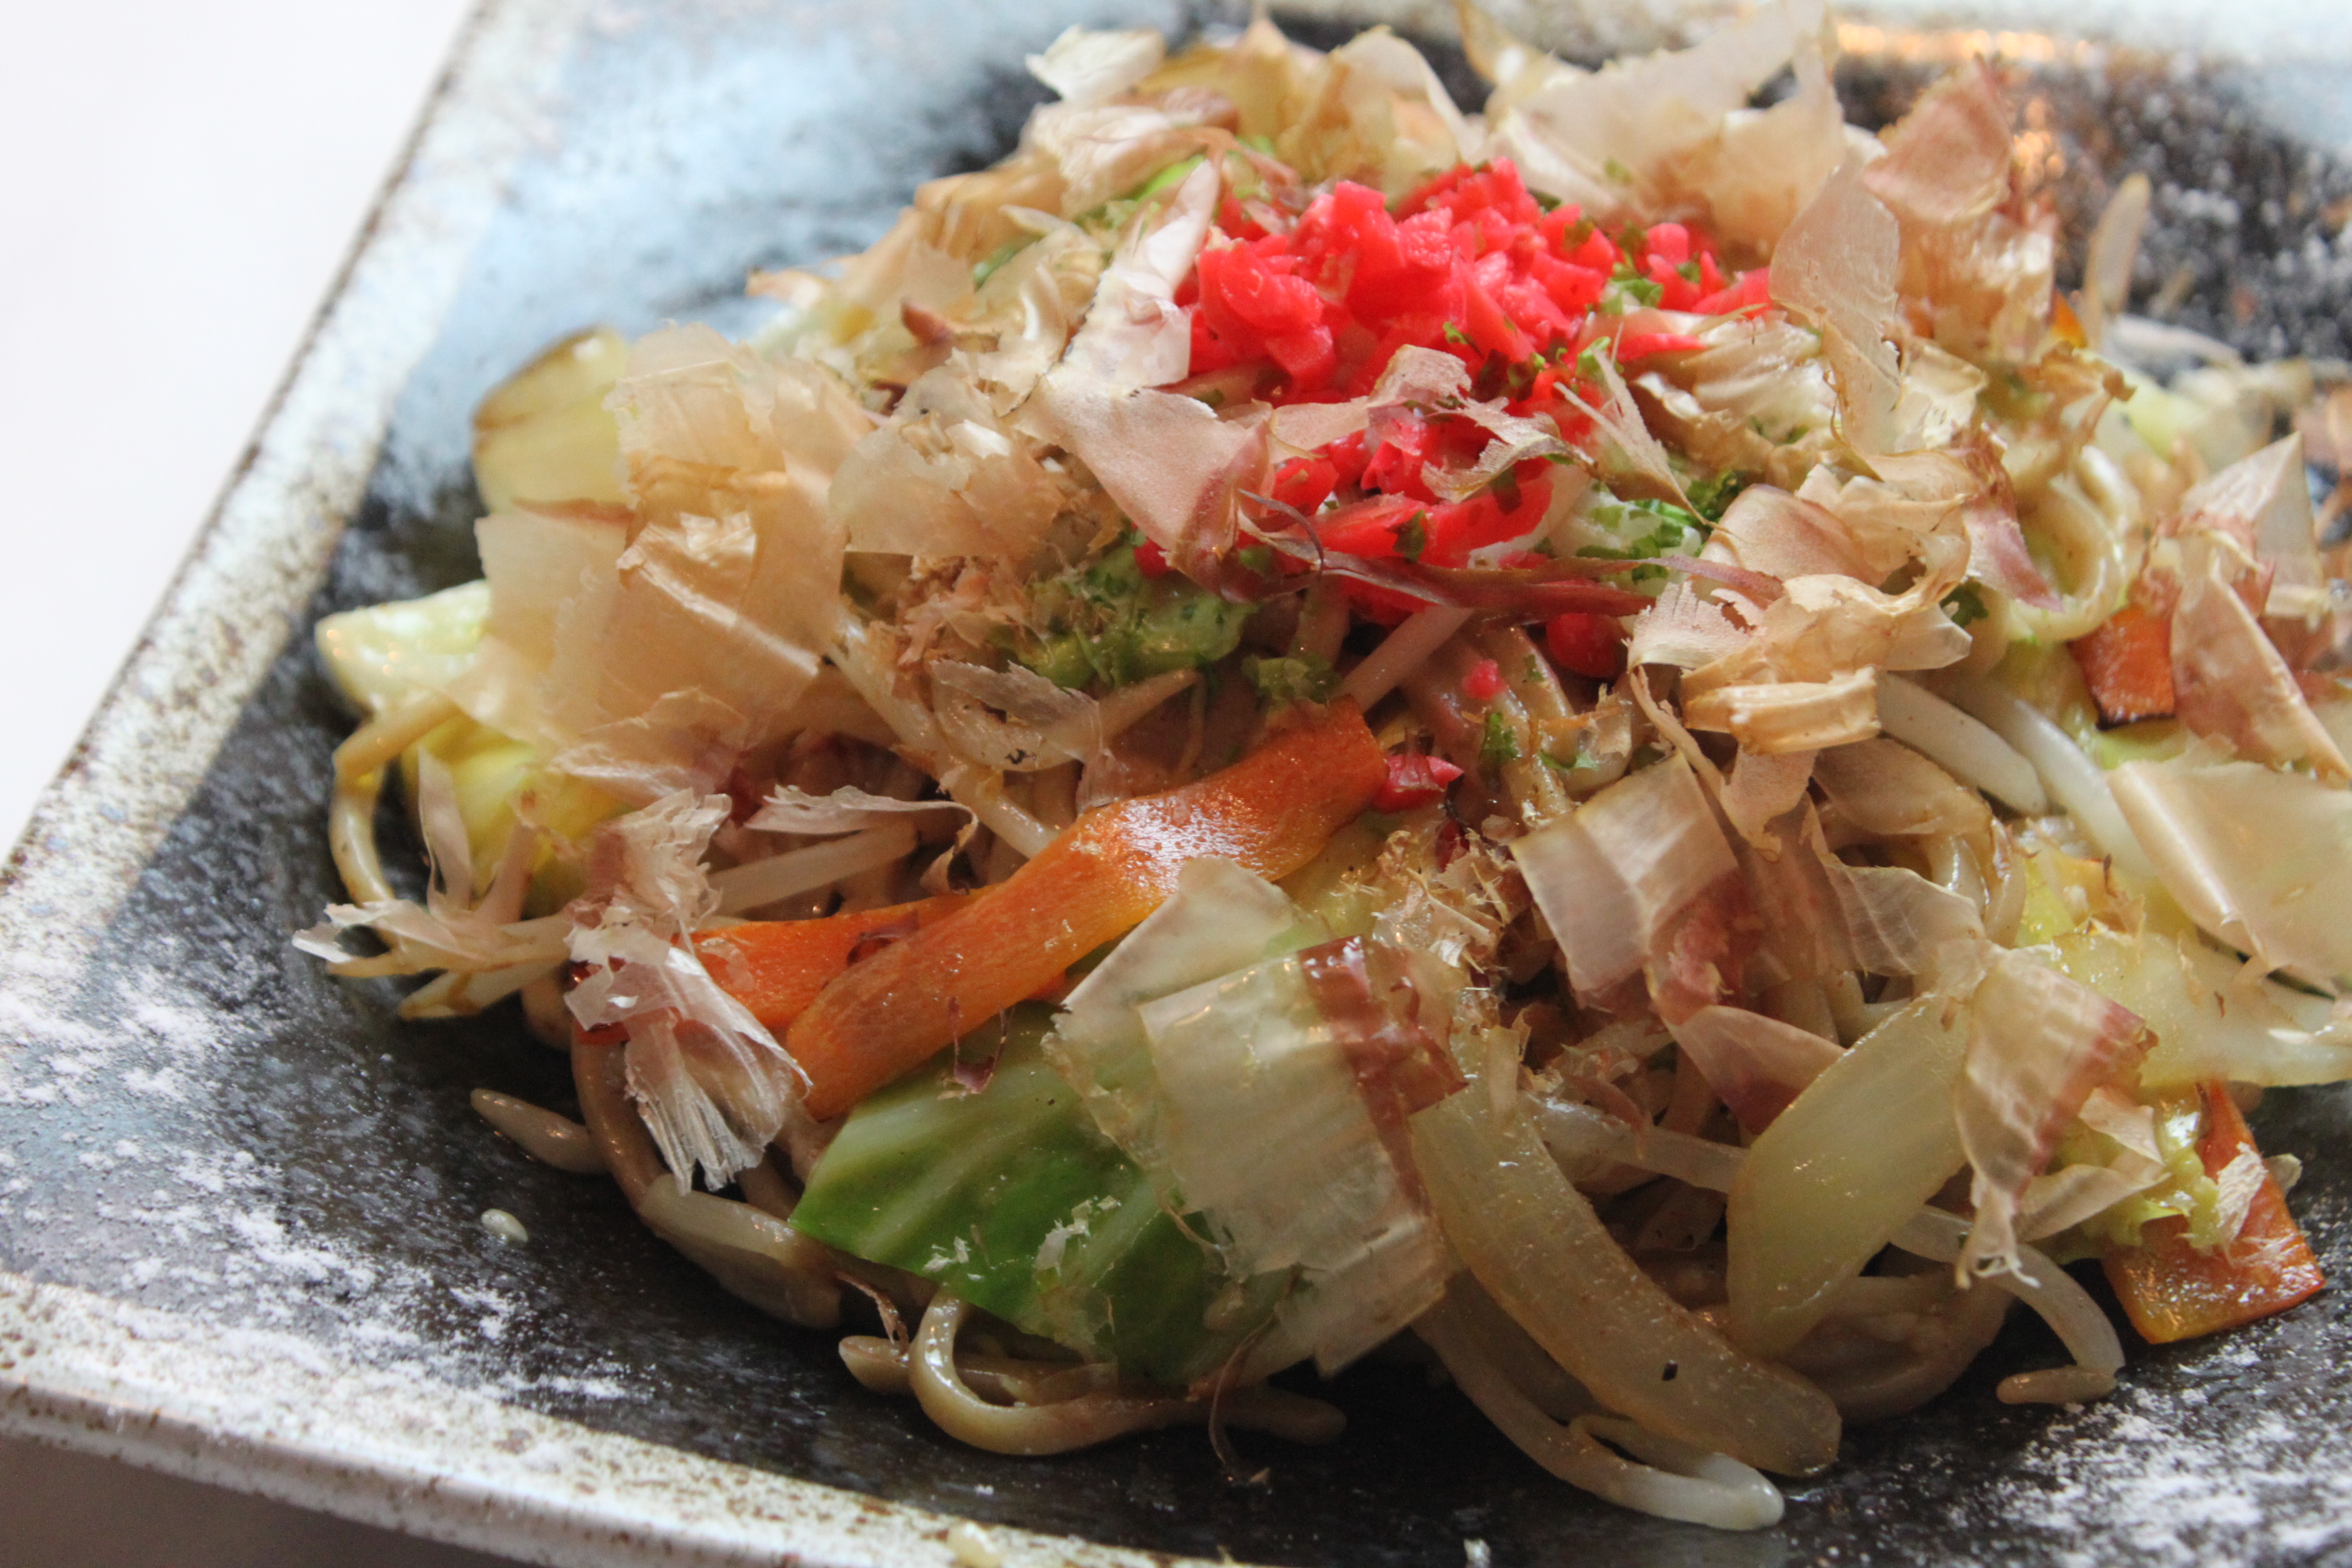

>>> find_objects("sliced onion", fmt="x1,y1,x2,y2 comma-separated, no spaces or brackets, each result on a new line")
1540,1076,2126,1404
1727,998,1970,1358
1619,1125,1748,1194
1411,1077,1841,1475
1526,1096,1628,1183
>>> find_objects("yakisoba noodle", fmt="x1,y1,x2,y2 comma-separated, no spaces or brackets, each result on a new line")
302,2,2352,1531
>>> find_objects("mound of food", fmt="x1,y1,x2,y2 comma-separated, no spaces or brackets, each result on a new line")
301,1,2352,1530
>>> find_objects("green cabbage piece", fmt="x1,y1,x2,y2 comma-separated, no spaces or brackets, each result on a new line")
397,718,617,915
789,1006,1280,1386
316,578,620,911
314,579,491,719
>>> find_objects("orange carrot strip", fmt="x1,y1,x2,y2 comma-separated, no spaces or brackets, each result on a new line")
2101,1079,2325,1344
693,894,968,1032
2070,603,2176,726
2048,291,2089,350
788,700,1389,1120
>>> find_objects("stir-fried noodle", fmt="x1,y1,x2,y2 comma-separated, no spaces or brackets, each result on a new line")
301,3,2352,1529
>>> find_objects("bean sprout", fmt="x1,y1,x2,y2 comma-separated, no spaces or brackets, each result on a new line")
711,823,919,914
1929,672,2157,881
1339,607,1474,711
1416,1284,1785,1531
470,1089,605,1173
1877,674,2046,815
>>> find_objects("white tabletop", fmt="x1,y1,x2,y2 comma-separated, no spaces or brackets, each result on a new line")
0,0,470,851
0,3,496,1560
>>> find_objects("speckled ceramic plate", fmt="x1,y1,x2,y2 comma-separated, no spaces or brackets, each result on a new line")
5,2,2352,1565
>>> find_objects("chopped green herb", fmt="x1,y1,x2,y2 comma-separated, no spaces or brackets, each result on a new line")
1480,711,1521,771
1443,322,1475,347
1616,276,1664,308
1684,469,1752,523
1395,512,1429,562
1942,583,1991,627
1236,544,1275,576
1130,154,1206,201
1603,157,1633,185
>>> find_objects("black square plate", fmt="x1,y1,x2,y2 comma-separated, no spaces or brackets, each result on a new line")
5,2,2351,1563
